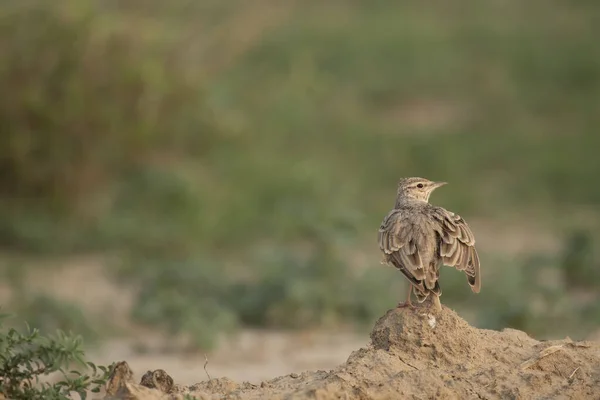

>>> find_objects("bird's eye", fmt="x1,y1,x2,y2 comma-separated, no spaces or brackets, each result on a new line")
417,183,424,189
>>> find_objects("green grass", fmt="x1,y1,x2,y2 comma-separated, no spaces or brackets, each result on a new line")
0,0,599,347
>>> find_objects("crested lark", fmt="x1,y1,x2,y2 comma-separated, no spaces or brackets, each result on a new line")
378,177,481,311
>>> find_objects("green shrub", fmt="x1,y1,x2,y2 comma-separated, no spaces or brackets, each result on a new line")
0,0,221,244
473,247,599,340
560,230,600,290
116,230,399,349
228,242,398,329
0,313,110,400
118,255,238,350
2,0,600,345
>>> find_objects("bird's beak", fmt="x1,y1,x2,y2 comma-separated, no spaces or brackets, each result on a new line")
433,181,447,189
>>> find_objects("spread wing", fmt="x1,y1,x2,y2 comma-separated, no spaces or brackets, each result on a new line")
431,207,481,293
378,209,434,295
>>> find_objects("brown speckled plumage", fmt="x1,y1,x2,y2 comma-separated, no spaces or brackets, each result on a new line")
378,177,481,310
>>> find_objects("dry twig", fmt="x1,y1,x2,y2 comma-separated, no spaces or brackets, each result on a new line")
568,367,580,380
204,354,212,381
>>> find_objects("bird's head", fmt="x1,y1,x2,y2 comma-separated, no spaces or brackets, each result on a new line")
396,177,447,204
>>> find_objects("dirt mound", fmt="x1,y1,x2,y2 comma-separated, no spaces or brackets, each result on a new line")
103,306,600,399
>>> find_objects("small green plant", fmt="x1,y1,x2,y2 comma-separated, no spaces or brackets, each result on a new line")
116,230,399,349
560,230,600,290
228,241,399,330
471,249,598,340
120,255,238,350
0,313,111,400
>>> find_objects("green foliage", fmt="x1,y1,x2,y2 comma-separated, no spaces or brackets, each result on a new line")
0,314,111,400
560,230,600,289
0,0,221,251
1,0,600,345
121,237,399,349
121,256,238,350
228,241,398,329
98,166,210,254
471,233,600,340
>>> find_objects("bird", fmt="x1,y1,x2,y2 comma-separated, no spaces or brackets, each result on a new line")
377,177,481,311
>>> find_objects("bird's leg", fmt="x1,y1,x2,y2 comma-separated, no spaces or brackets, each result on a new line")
431,294,442,311
396,284,415,308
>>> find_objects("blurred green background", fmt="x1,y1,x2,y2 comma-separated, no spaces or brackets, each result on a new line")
0,0,599,350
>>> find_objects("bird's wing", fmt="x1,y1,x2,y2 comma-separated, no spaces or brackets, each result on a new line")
431,207,481,293
378,209,428,291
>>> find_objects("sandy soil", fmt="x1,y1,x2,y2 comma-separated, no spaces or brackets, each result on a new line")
90,329,368,385
102,304,600,400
